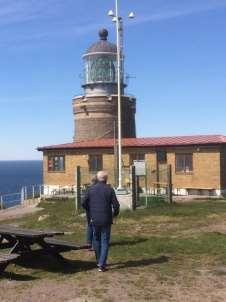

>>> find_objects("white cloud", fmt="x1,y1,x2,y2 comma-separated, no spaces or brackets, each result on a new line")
129,1,226,26
1,0,226,28
0,0,65,26
0,0,226,49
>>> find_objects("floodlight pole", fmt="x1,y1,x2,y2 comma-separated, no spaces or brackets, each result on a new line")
108,1,134,191
115,0,123,190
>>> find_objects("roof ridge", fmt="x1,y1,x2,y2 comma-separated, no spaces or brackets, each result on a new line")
133,134,224,139
220,135,226,142
37,134,226,151
73,134,226,141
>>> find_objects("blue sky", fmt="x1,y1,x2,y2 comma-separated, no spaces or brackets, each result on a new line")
0,0,226,160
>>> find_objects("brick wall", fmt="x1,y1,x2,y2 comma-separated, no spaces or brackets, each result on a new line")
73,95,136,141
220,146,226,190
167,146,221,189
42,145,222,190
43,151,88,186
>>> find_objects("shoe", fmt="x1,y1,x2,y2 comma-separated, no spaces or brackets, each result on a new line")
98,267,105,272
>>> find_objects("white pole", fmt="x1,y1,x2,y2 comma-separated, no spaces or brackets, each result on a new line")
21,187,24,203
115,0,123,189
25,186,27,200
39,185,42,198
0,196,3,210
32,185,35,199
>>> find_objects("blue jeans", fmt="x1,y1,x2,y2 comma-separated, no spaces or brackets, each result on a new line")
92,224,111,268
86,223,93,245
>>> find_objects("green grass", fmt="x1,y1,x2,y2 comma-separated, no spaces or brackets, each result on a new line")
2,198,226,294
139,196,166,207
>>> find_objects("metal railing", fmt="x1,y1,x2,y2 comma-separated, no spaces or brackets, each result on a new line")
0,192,22,209
0,184,43,210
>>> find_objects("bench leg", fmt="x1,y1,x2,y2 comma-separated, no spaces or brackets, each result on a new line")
37,240,68,263
42,247,68,263
9,239,32,254
49,252,67,263
10,241,24,254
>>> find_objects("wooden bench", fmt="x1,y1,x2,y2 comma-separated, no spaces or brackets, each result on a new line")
44,238,89,253
0,225,89,269
0,253,19,273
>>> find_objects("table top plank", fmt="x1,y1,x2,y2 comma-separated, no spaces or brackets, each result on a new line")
0,224,64,238
44,238,89,250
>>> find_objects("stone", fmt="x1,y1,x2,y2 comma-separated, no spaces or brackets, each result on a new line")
38,214,50,222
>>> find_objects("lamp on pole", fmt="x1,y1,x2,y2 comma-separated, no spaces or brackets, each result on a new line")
108,1,135,191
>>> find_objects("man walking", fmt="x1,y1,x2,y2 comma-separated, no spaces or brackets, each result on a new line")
82,171,120,272
85,176,97,250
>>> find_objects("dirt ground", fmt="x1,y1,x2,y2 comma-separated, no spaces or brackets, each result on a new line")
1,267,226,302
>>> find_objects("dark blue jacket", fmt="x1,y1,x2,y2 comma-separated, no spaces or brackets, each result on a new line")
82,182,120,226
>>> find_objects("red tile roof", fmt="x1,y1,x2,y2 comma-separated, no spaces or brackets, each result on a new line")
37,135,226,151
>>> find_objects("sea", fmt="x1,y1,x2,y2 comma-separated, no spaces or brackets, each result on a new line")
0,161,43,208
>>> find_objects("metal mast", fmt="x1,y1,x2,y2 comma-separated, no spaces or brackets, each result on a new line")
108,1,135,190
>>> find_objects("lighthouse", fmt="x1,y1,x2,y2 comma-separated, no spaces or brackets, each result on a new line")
73,28,136,141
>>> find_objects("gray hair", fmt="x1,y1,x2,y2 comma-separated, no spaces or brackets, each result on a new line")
97,171,108,182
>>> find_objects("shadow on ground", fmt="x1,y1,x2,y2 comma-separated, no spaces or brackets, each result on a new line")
111,255,169,270
0,271,37,281
110,238,148,247
15,253,97,275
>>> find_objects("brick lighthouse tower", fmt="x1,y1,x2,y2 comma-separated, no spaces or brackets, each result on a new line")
73,28,136,141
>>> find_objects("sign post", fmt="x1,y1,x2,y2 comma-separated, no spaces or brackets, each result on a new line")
75,166,81,212
133,160,147,207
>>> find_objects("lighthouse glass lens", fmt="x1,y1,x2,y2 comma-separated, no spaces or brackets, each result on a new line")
84,55,116,84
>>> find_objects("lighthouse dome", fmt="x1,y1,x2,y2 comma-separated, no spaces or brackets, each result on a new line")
83,29,118,93
84,29,117,55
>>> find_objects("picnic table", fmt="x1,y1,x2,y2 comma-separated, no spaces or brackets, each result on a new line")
0,224,89,273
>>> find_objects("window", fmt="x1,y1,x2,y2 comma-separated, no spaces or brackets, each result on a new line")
89,155,103,172
175,154,193,173
48,156,65,172
157,150,167,163
89,57,116,83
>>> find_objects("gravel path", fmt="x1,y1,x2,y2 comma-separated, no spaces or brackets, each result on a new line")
0,205,43,221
